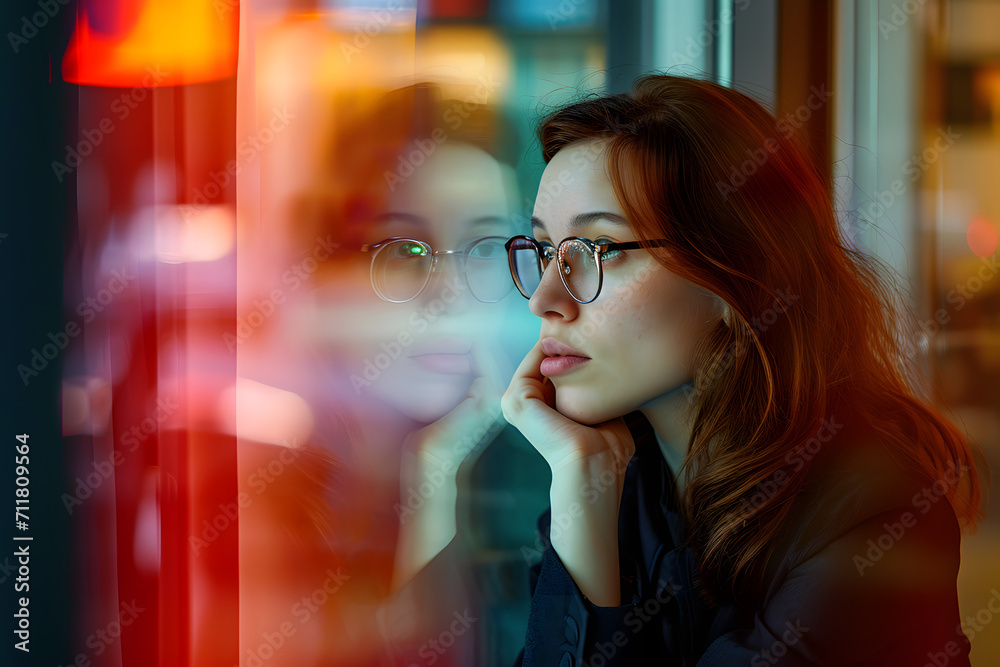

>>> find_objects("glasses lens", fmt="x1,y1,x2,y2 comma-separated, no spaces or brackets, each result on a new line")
508,237,544,298
466,238,512,302
560,239,599,302
371,239,433,301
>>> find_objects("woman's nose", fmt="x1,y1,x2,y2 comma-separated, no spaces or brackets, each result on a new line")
528,257,580,320
416,253,473,311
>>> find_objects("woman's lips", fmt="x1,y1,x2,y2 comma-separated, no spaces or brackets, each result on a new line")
406,336,473,374
540,355,590,377
539,336,590,376
408,353,471,375
540,337,586,357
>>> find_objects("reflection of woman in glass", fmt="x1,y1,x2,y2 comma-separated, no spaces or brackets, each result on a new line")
241,83,534,666
499,75,985,665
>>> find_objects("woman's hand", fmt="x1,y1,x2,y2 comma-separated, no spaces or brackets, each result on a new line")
401,340,510,475
502,338,636,607
501,339,635,473
391,340,510,593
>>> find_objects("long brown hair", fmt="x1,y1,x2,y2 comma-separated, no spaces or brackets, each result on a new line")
537,74,985,606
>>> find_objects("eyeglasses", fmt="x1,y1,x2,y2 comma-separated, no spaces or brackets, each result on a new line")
505,235,671,304
361,236,513,303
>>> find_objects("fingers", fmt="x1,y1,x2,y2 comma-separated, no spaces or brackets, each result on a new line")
469,339,507,396
508,339,548,396
500,341,637,471
400,341,511,467
467,341,506,430
540,374,556,409
501,340,576,449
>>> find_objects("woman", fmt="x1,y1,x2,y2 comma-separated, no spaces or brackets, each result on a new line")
240,82,545,666
501,74,985,665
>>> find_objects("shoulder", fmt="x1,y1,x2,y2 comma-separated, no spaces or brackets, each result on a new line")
778,414,962,567
785,419,962,586
754,419,968,662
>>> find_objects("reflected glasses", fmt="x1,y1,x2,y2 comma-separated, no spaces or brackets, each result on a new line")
362,236,513,303
505,235,671,304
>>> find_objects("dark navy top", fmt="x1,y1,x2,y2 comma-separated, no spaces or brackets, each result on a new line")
377,410,970,666
511,410,970,666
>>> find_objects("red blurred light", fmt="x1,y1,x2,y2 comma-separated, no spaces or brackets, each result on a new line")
62,0,238,87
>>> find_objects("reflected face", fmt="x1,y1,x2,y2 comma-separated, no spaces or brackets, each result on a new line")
304,143,513,423
529,139,722,424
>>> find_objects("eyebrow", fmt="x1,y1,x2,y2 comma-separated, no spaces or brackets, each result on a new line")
467,215,509,228
531,211,629,232
372,212,425,226
374,213,508,228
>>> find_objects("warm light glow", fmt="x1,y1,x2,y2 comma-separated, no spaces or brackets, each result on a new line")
155,205,235,264
414,26,510,100
62,0,238,86
219,379,314,447
967,217,999,258
62,377,113,436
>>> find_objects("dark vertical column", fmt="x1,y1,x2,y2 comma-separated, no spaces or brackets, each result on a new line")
605,0,651,94
0,0,75,665
733,0,778,113
776,0,834,185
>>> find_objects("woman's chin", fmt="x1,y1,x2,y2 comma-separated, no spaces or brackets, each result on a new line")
376,377,474,424
554,390,626,426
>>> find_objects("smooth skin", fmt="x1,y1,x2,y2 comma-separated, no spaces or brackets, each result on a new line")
392,341,509,593
501,138,724,606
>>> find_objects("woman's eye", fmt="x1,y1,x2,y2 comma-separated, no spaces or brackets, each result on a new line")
596,239,624,263
392,241,429,259
466,238,505,259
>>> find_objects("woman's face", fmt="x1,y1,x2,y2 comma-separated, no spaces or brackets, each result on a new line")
529,139,723,424
301,143,514,424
